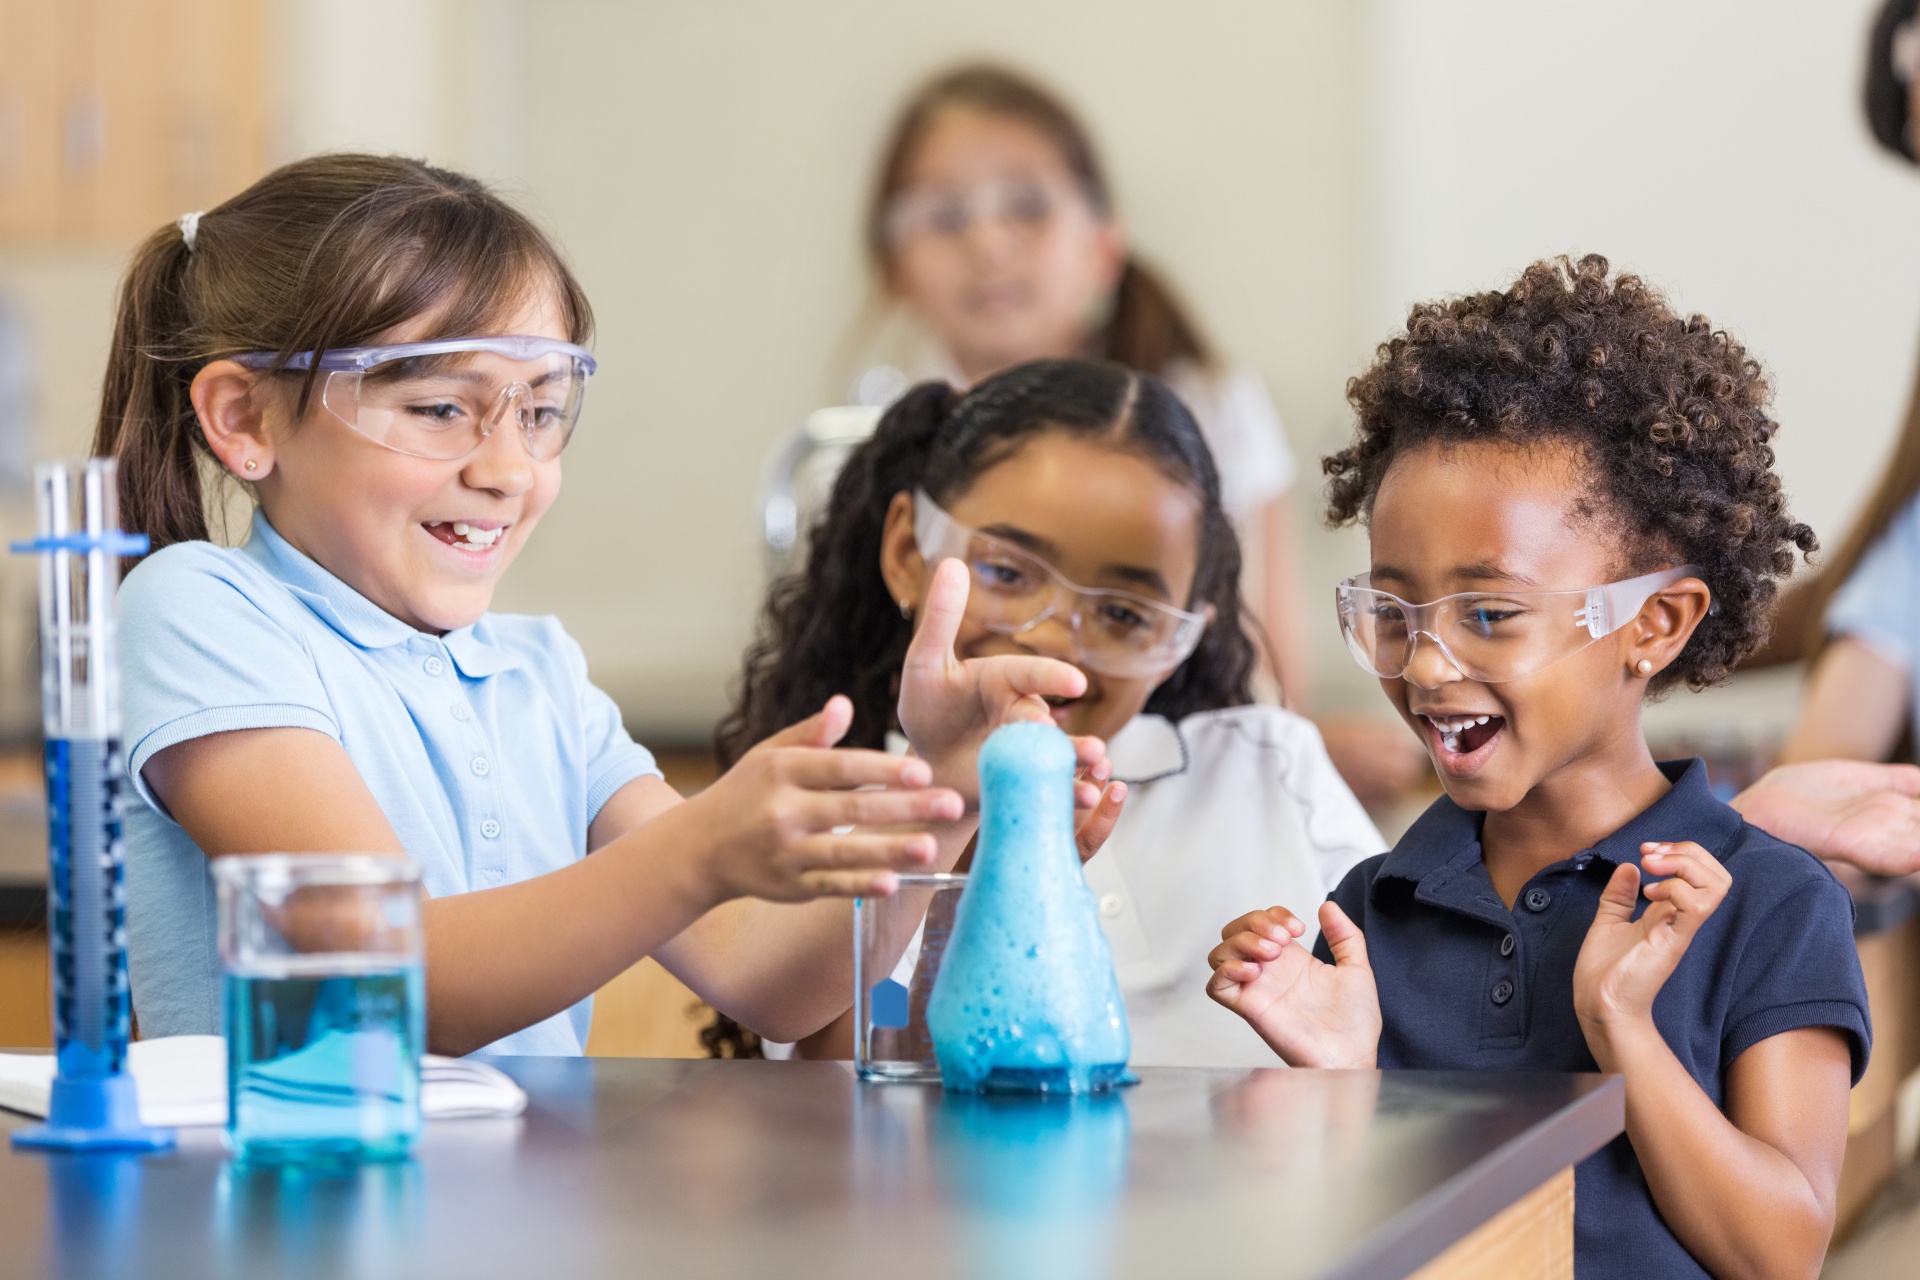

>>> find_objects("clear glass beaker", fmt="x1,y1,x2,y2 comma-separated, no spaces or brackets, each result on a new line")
854,872,965,1082
214,854,425,1162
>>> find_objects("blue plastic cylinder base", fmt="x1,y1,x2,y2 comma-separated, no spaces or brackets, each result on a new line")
12,1071,174,1152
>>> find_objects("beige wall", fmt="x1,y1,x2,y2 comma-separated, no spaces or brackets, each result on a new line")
4,1,1914,740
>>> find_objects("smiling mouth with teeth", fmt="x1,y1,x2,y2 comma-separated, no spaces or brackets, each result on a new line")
428,521,506,550
1421,712,1505,756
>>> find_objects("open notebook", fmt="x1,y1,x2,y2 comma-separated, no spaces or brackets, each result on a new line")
0,1036,527,1127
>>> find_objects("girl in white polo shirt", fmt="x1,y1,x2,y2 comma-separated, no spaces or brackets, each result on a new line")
719,358,1384,1067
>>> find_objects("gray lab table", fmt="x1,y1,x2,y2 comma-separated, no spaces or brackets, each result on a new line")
0,1058,1622,1280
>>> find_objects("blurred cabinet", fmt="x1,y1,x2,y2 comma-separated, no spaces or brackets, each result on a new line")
0,0,269,243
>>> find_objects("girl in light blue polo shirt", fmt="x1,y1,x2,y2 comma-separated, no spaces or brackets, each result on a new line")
95,154,1120,1057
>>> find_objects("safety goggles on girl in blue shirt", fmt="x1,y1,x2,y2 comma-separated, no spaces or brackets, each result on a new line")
231,336,596,462
1335,564,1708,684
913,489,1209,679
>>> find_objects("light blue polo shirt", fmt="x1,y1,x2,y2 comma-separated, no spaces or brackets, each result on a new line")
118,509,661,1056
1827,492,1920,737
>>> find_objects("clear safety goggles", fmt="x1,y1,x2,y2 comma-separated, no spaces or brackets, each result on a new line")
1335,564,1707,685
883,177,1090,246
233,336,596,462
914,490,1208,679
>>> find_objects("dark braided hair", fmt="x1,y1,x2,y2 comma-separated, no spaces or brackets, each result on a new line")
1326,254,1815,696
702,357,1259,1058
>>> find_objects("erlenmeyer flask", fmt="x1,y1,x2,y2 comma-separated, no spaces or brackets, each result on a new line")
927,721,1131,1092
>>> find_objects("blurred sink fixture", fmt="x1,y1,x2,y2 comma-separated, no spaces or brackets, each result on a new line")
758,404,882,579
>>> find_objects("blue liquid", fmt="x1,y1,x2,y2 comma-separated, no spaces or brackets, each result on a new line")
928,722,1131,1092
225,966,424,1163
43,736,131,1079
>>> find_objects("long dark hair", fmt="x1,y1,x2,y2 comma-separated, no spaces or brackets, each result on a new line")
703,358,1257,1060
92,153,591,547
1866,0,1920,160
867,64,1211,376
716,357,1257,767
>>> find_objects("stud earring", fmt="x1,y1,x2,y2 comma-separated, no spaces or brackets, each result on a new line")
1635,659,1654,675
898,599,912,619
243,459,257,473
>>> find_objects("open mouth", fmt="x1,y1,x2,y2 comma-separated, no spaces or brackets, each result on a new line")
425,521,507,553
1417,712,1506,774
1043,693,1082,725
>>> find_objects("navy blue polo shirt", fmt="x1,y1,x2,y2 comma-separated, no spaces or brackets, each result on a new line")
1316,759,1870,1279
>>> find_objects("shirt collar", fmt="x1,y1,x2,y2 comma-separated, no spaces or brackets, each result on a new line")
1377,757,1739,891
241,509,519,678
1107,714,1189,784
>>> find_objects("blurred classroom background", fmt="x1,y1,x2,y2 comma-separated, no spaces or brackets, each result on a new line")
3,1,1920,1265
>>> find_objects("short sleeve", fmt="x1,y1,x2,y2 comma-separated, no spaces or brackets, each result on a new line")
1825,497,1920,674
558,631,661,821
1165,364,1298,521
119,544,340,813
1723,873,1872,1084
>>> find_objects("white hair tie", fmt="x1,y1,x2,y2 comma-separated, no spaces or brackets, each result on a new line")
177,211,203,252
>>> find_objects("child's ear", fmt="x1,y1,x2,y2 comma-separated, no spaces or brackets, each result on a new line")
191,360,278,481
1625,576,1714,680
877,490,929,616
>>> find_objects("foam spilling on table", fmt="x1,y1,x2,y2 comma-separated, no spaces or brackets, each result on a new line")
928,721,1132,1092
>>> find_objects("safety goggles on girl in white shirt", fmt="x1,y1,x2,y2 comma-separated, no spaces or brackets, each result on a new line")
232,336,596,463
913,489,1208,679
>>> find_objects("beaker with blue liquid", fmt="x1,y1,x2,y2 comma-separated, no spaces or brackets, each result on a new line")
215,854,425,1163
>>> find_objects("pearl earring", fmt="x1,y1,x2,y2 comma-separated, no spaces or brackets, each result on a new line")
243,459,257,472
1635,659,1654,675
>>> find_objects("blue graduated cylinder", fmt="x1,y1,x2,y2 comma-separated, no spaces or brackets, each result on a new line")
10,495,172,1153
927,722,1132,1092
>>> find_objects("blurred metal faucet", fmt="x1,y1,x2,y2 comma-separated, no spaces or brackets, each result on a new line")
758,404,883,578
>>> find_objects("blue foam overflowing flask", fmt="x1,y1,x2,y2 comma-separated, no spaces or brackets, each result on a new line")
10,458,171,1151
927,721,1131,1092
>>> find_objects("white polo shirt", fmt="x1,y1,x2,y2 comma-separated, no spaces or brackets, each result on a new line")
1086,705,1385,1067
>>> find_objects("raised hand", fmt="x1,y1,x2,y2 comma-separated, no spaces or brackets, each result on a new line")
1206,903,1381,1068
672,695,965,903
898,557,1109,804
1731,759,1920,875
1572,841,1730,1070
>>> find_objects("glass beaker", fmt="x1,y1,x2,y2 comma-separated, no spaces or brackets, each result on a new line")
215,854,425,1162
854,872,965,1081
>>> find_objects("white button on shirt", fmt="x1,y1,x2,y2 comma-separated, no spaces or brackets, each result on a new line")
119,510,662,1056
1085,706,1385,1068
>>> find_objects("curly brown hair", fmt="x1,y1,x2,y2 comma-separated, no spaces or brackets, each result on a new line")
1324,254,1816,694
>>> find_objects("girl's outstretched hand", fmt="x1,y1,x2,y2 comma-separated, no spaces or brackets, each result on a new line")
898,558,1109,806
672,695,965,904
1572,841,1731,1070
1206,903,1381,1068
1731,759,1920,874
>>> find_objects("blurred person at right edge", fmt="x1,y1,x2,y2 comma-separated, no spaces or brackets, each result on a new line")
841,63,1426,811
1746,0,1920,877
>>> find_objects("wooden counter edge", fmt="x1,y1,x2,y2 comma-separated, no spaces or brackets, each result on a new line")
1325,1073,1623,1280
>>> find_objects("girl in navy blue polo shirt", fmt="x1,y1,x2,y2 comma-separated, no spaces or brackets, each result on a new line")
1208,256,1870,1278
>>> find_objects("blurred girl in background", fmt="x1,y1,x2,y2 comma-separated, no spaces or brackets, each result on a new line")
849,64,1424,808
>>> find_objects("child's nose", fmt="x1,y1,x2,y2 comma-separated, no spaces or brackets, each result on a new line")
460,420,537,496
1401,632,1468,690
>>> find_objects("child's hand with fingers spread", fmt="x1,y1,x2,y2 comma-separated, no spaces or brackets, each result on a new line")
673,694,965,903
1206,902,1381,1068
1573,841,1732,1070
898,558,1109,807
